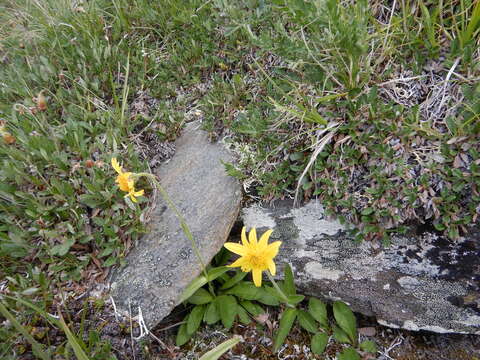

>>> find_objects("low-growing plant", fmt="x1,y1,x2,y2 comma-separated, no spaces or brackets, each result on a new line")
178,227,378,358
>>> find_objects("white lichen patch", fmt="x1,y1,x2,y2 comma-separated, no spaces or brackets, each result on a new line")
242,204,276,229
455,315,480,331
305,261,344,281
397,276,422,289
384,233,442,277
402,320,463,334
289,200,344,238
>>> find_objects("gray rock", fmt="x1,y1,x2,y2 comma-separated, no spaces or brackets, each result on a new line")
242,200,480,335
109,123,242,328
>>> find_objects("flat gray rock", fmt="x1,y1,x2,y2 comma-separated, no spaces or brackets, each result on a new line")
242,200,480,335
109,123,242,328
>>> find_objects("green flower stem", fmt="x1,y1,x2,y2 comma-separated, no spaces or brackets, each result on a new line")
266,272,295,308
136,173,210,282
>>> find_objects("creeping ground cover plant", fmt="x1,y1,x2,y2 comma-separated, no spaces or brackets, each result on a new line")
178,227,378,358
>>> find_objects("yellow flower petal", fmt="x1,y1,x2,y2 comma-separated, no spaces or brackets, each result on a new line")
268,259,276,276
258,229,273,248
224,242,247,256
252,268,262,287
241,226,249,247
228,257,249,269
116,172,133,192
248,227,257,247
133,189,144,197
111,157,122,174
265,241,282,258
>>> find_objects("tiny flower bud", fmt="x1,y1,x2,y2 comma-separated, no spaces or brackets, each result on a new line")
36,92,47,111
3,133,16,144
85,159,95,168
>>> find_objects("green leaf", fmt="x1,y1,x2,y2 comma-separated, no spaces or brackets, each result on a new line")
220,271,247,290
204,301,220,325
286,294,304,305
79,194,105,208
49,238,75,256
0,302,50,360
256,287,280,306
273,308,297,353
297,310,318,333
176,322,193,346
217,295,237,329
283,263,296,295
359,340,377,353
207,266,230,282
187,305,206,334
308,298,329,328
236,305,251,325
225,281,261,300
311,332,329,355
337,347,360,360
240,301,264,317
333,325,351,344
188,288,214,305
57,314,91,360
361,207,374,216
179,275,208,303
199,335,241,360
333,301,357,345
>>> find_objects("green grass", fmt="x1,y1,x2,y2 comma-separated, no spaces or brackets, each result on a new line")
1,0,479,358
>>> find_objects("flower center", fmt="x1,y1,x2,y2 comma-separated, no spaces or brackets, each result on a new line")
117,173,133,192
248,254,266,269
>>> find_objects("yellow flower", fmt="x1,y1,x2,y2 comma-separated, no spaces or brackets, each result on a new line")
111,157,144,202
224,227,281,287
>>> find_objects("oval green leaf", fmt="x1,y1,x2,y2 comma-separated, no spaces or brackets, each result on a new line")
176,322,193,346
217,295,237,329
333,301,357,345
283,263,296,295
273,308,297,353
225,281,261,300
188,288,214,305
240,301,265,317
187,305,206,334
204,301,220,325
359,340,377,353
297,310,318,333
337,347,360,360
311,332,329,355
308,297,328,328
236,305,251,325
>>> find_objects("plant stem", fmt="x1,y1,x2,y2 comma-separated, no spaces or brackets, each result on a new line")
266,272,295,308
136,173,210,283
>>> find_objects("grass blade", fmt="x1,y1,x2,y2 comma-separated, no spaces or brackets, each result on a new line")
199,335,242,360
0,301,50,360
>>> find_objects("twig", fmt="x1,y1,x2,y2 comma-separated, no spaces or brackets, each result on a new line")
436,57,461,117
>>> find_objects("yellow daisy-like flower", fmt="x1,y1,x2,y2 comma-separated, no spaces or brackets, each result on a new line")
111,157,144,202
224,227,281,287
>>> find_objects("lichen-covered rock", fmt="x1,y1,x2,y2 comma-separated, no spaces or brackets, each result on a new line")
242,200,480,335
109,123,242,328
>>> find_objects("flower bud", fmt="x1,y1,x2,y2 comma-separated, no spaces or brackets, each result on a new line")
3,133,15,144
36,91,47,111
